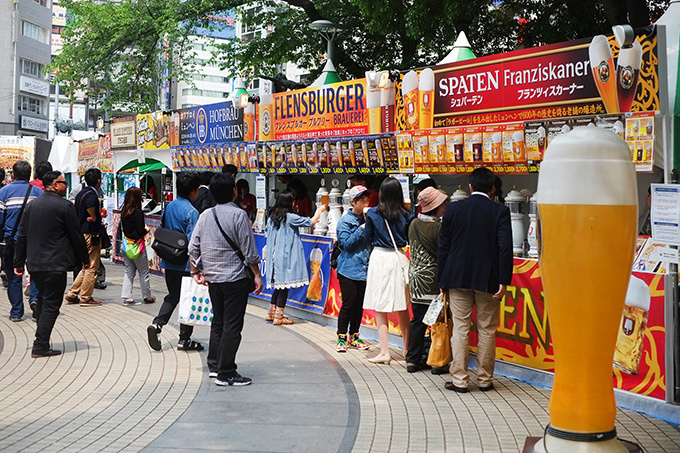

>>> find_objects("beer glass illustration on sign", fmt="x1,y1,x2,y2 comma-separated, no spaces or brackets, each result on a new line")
402,71,419,130
419,68,434,130
613,275,651,375
306,247,323,302
589,34,643,114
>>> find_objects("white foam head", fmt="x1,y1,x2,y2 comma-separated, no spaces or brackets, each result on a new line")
561,124,571,133
381,80,395,106
419,68,434,91
617,39,642,70
589,35,613,67
402,71,418,95
537,127,637,205
625,275,651,310
613,121,624,134
512,131,524,142
538,126,546,138
492,132,502,143
259,93,273,107
245,102,255,114
310,247,323,262
366,89,380,109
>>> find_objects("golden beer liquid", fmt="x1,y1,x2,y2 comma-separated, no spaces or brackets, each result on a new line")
419,90,434,130
404,90,419,130
539,203,636,433
613,304,648,374
367,107,382,134
306,261,323,301
591,58,620,114
244,113,255,141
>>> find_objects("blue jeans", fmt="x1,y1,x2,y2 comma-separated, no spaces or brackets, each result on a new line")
7,269,24,319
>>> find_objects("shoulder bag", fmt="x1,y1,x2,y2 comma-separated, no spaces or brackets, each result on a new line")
211,208,256,292
151,211,189,265
385,218,410,288
0,184,33,258
427,291,453,368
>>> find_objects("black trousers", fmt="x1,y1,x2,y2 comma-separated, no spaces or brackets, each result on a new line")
31,271,67,353
153,269,194,341
207,278,251,378
337,275,367,336
270,288,289,308
406,303,430,365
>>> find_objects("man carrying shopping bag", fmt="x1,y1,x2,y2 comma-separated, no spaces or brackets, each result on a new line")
188,173,263,386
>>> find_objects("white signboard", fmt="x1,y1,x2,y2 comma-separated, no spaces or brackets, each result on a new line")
20,116,49,133
255,175,267,210
19,76,49,97
110,121,136,148
651,184,680,246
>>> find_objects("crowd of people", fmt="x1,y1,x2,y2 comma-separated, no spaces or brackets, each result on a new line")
3,157,513,392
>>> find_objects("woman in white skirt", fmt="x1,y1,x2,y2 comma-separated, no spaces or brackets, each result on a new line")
364,177,413,364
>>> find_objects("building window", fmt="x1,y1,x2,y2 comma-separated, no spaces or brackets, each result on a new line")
19,58,44,78
32,0,48,6
190,73,230,84
21,21,48,44
18,96,45,115
181,88,230,98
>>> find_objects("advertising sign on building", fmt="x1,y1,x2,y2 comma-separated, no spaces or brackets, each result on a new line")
110,120,136,149
395,30,659,129
77,134,113,174
20,116,49,133
0,136,34,169
19,76,50,98
136,111,171,150
174,101,244,146
271,80,368,140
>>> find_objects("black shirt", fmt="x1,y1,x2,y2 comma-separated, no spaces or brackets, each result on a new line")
122,208,146,241
74,186,101,234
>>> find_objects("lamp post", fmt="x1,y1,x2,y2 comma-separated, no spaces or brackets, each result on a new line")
309,20,340,64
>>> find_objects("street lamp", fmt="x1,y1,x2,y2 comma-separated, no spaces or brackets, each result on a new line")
309,20,341,64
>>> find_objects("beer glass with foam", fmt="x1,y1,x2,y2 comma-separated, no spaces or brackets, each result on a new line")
512,131,526,161
613,275,651,375
244,102,255,141
365,71,382,134
616,39,642,113
491,132,502,162
419,68,434,130
306,247,324,302
536,127,637,450
402,71,419,130
589,35,620,114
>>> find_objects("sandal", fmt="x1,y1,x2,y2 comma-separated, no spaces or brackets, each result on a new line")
177,339,204,351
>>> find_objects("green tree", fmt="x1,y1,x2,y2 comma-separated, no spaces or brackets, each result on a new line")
51,0,669,113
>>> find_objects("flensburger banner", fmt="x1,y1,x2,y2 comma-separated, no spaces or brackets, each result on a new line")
177,100,244,146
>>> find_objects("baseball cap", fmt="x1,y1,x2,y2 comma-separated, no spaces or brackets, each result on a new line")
349,185,371,200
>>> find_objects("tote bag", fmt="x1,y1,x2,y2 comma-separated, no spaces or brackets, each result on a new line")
178,277,213,326
427,293,453,368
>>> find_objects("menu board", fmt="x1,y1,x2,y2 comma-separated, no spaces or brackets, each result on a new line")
626,111,655,172
171,143,259,172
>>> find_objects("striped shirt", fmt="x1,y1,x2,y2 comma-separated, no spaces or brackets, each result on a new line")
0,180,43,240
189,203,260,284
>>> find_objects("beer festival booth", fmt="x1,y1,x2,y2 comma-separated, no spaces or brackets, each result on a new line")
103,9,680,421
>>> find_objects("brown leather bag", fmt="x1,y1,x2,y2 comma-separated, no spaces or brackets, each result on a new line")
427,292,453,368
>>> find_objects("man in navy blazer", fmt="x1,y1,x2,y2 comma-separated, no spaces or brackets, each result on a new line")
438,167,513,393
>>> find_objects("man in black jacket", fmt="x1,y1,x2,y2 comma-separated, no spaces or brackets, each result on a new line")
14,171,90,358
191,171,217,213
438,167,513,393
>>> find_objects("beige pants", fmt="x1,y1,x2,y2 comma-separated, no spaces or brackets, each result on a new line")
449,288,500,388
67,233,101,303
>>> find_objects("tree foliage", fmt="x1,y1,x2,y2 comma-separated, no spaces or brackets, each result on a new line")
50,0,670,113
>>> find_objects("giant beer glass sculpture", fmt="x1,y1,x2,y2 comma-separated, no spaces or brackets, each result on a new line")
535,127,637,453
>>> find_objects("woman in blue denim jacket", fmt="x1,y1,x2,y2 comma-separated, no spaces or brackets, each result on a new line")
265,191,325,325
335,185,372,352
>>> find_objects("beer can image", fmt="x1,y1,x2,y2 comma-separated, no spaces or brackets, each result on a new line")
537,127,637,439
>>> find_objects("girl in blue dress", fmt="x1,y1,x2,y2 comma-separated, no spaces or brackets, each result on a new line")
265,191,326,325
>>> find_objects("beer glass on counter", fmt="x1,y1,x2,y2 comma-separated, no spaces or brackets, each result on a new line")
535,127,636,451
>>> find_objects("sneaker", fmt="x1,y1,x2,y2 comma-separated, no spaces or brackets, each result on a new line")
215,373,252,386
177,339,204,351
208,371,218,378
10,316,22,322
29,300,38,319
349,333,370,350
0,271,7,288
147,324,162,351
336,334,348,353
123,299,141,306
94,281,107,289
80,299,103,307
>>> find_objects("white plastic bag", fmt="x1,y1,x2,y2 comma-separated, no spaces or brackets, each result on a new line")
422,293,445,326
178,276,213,326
